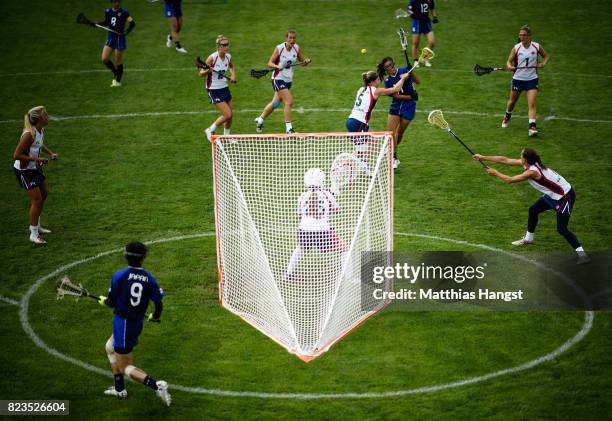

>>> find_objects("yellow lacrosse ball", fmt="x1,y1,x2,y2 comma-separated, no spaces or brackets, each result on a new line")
360,48,367,54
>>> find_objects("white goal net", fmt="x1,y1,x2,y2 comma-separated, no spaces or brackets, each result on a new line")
212,132,393,361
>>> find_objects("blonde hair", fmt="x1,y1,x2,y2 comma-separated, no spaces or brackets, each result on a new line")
23,105,47,139
216,34,229,47
362,71,378,87
520,25,532,35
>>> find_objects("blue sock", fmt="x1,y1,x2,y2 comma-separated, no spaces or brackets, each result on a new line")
114,373,125,392
144,375,158,390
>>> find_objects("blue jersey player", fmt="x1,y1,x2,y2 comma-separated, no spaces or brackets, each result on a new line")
96,0,135,87
100,241,171,406
407,0,437,68
378,57,421,169
164,0,187,53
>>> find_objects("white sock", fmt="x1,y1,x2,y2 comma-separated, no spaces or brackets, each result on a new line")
37,216,41,229
525,231,534,241
257,116,264,123
286,247,305,277
209,123,217,132
528,119,536,124
224,128,231,135
575,247,586,256
30,225,39,236
285,121,293,132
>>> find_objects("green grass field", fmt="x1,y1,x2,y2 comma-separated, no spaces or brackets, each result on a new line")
1,0,611,419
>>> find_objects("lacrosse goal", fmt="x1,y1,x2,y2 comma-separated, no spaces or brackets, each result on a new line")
211,132,393,361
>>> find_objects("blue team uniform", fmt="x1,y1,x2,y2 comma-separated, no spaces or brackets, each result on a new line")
409,0,435,34
164,0,183,18
103,7,132,50
384,67,418,120
107,266,164,350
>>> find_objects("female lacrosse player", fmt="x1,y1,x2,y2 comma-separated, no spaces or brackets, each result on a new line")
201,35,236,140
13,106,57,245
98,0,136,87
285,169,345,280
473,148,589,264
100,241,171,406
254,30,311,134
378,57,421,169
408,0,438,68
164,0,187,53
501,25,549,137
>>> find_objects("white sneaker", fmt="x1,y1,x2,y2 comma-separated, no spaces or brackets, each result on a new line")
38,226,52,234
156,381,171,407
104,387,128,398
286,128,297,134
175,46,188,54
393,158,400,169
511,237,533,246
110,79,122,88
528,127,538,137
29,234,46,244
166,35,172,48
205,128,214,141
424,60,432,67
254,118,264,133
501,117,510,128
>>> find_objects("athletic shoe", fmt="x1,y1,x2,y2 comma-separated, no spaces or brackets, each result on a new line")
511,237,533,246
393,158,400,169
501,117,510,128
576,254,591,265
254,118,264,133
205,128,214,141
424,60,432,67
38,226,52,234
166,35,172,48
104,387,127,398
286,128,296,134
528,127,538,137
29,234,46,244
110,79,122,88
176,46,188,54
156,380,171,407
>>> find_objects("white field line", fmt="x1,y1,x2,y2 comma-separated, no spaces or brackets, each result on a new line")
0,295,19,306
1,108,610,125
18,232,593,399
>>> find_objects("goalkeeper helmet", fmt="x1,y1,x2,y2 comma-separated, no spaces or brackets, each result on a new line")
304,168,325,188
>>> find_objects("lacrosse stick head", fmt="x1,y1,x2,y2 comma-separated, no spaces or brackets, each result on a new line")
397,27,408,51
428,110,450,131
474,64,492,76
418,47,435,65
250,69,269,79
395,8,410,19
195,56,208,69
56,276,87,300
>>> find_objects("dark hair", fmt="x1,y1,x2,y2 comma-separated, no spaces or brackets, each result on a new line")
285,30,296,38
521,148,545,168
519,25,531,35
376,56,394,81
125,241,147,266
361,71,378,87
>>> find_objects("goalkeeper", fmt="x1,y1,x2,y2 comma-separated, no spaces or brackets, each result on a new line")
99,241,171,406
285,169,345,280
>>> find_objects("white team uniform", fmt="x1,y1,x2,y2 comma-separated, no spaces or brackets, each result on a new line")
348,86,377,124
206,52,232,90
297,190,339,231
527,163,571,201
14,129,44,170
513,42,540,81
271,42,300,82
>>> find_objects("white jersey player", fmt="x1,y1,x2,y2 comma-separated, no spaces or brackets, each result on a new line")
473,148,589,265
201,35,236,141
254,30,311,134
501,25,549,137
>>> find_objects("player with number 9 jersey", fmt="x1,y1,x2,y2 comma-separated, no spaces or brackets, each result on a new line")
107,265,164,320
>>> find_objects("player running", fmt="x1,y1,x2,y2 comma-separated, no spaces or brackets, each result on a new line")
285,169,345,280
254,30,311,134
473,148,589,264
501,25,549,137
202,35,236,140
100,242,171,405
407,0,438,68
12,106,58,244
97,0,136,87
164,0,187,53
378,57,421,169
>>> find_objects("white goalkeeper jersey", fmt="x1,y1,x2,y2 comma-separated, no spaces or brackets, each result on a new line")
271,42,300,82
348,86,377,124
14,129,44,170
512,41,540,81
297,189,339,231
207,52,232,90
527,163,571,201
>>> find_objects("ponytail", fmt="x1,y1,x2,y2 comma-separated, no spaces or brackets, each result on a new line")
522,148,545,168
23,105,46,139
361,71,378,87
376,56,393,81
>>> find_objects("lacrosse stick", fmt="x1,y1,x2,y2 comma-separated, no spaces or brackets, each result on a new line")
394,8,411,19
404,47,435,76
474,64,537,76
250,61,306,79
396,27,411,67
330,152,372,195
76,13,124,35
427,110,487,168
195,56,236,83
56,276,102,301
